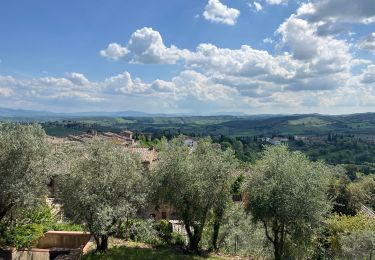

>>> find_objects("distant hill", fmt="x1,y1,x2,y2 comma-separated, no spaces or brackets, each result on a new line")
1,107,374,138
0,107,247,119
0,107,161,118
0,107,56,118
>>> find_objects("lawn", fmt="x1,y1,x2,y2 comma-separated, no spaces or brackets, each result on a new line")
82,240,227,260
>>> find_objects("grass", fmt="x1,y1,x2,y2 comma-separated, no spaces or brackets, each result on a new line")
82,239,226,260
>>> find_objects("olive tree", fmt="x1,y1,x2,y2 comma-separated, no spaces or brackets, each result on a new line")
152,137,238,252
350,174,375,211
0,123,50,222
245,145,331,260
57,139,147,251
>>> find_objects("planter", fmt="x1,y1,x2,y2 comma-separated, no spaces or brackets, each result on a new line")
0,231,93,260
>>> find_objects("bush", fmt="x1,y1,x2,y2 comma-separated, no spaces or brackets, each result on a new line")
0,203,84,248
170,232,185,246
128,219,161,245
155,220,173,243
20,203,84,233
47,222,84,232
324,213,375,257
341,231,375,258
4,224,44,248
120,219,184,247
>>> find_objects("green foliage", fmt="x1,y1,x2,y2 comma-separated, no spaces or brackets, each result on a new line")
350,175,375,211
23,203,56,225
202,203,271,258
328,174,361,216
0,123,51,222
57,139,148,251
128,219,161,245
341,231,375,259
42,114,375,166
155,220,173,243
231,174,245,195
81,241,222,260
170,232,185,247
325,213,375,257
152,137,239,251
21,203,83,231
136,135,161,149
289,136,375,166
288,117,328,126
118,219,182,247
0,203,84,248
3,224,44,248
48,222,84,232
245,145,332,259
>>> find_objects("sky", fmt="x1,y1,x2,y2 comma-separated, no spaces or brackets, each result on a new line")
0,0,374,115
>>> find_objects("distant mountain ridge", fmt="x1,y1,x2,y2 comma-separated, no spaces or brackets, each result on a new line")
0,107,374,120
0,107,248,118
0,107,56,117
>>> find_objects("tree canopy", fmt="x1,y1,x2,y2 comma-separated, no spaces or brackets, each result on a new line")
152,137,239,251
57,139,148,251
0,123,50,222
245,145,332,259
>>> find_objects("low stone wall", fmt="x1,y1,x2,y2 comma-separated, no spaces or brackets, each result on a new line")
36,231,91,249
0,231,92,260
0,248,50,260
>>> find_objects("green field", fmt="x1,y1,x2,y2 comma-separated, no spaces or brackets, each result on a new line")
32,113,375,138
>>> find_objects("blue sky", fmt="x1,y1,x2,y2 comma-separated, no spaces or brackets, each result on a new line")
0,0,374,114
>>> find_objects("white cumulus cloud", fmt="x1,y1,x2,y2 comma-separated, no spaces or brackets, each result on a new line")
265,0,287,5
100,43,129,60
203,0,240,25
126,27,190,64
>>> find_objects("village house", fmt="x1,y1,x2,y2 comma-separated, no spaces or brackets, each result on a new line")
294,135,308,141
262,136,289,145
124,147,157,169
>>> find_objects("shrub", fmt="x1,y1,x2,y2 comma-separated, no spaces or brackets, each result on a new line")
48,222,84,232
170,232,185,246
21,203,84,232
128,219,161,245
324,213,375,257
341,231,375,258
4,224,44,248
155,220,173,243
0,203,84,248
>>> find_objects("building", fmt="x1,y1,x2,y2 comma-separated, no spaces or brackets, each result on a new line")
119,130,133,139
124,147,158,169
294,135,308,141
262,137,288,145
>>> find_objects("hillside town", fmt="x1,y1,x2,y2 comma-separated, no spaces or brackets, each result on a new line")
1,0,375,258
1,122,375,259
